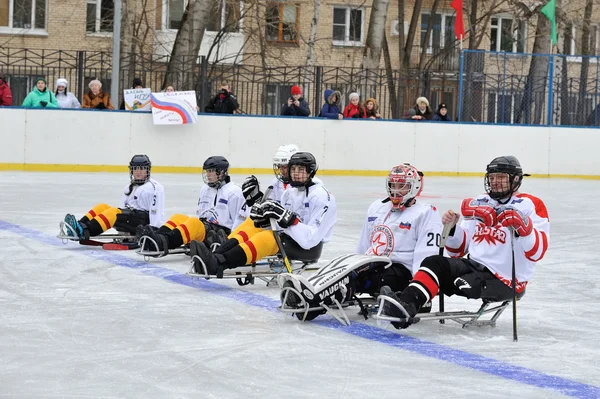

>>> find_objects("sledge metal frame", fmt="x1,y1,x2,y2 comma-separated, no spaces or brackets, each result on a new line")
135,235,188,261
375,294,511,328
57,221,134,244
187,254,318,287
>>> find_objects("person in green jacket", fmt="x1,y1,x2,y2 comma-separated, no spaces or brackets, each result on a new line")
22,77,58,108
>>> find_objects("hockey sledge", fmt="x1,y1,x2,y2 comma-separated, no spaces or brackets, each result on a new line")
187,254,319,287
58,221,137,249
375,294,511,328
278,254,393,325
135,235,189,261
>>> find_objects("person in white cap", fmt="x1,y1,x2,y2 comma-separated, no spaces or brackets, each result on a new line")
55,78,81,109
343,92,366,119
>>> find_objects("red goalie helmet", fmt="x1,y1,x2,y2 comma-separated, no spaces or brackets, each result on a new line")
386,164,423,210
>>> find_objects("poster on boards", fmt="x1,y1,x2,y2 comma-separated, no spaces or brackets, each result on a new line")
150,91,198,125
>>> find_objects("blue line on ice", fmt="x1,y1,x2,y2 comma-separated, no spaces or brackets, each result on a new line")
3,219,598,399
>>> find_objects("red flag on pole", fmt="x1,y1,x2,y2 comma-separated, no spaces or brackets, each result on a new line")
450,0,465,39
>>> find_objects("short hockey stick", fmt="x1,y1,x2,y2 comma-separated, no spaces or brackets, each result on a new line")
510,228,518,342
438,223,453,323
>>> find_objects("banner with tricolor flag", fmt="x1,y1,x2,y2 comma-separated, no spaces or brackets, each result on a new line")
150,91,198,125
450,0,465,40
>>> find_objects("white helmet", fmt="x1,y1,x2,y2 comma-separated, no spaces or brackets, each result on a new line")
386,164,423,210
273,144,299,183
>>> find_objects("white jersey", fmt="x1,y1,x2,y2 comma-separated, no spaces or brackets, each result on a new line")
232,177,323,229
357,200,442,275
445,193,550,293
120,178,165,228
196,181,245,230
280,183,336,250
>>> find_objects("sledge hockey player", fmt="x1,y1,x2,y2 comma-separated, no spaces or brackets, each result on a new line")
234,144,323,229
189,151,336,277
233,144,300,230
378,155,550,329
62,154,165,242
137,156,244,256
279,164,443,321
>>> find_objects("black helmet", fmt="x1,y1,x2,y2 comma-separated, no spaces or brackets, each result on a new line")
287,152,318,187
129,154,151,185
485,155,523,202
203,156,230,188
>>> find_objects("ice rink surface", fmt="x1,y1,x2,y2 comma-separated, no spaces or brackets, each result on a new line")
1,171,599,398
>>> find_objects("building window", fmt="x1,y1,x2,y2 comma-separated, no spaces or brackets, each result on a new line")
332,7,363,46
420,12,456,52
166,0,184,30
490,16,526,53
0,0,47,30
266,4,298,43
205,0,240,32
86,0,114,33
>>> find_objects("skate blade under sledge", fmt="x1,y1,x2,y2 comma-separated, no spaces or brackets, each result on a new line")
58,221,134,245
187,255,312,287
135,236,188,260
375,295,510,328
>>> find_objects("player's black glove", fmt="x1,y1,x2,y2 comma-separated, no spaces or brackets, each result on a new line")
242,175,263,206
261,200,298,228
249,204,270,229
39,101,48,108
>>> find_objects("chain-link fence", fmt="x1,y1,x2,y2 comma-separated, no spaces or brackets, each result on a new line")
458,50,600,126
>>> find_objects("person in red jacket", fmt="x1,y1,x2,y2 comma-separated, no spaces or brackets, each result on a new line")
343,92,366,119
0,76,13,106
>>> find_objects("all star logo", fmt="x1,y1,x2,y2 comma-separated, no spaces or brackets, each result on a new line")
473,224,507,245
368,224,394,256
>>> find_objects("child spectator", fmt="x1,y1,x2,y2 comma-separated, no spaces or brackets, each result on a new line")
319,89,343,119
433,103,451,121
281,85,310,117
343,92,367,119
365,98,381,120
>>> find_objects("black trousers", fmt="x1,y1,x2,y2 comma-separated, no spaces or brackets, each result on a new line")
114,208,150,234
280,234,323,263
423,255,524,302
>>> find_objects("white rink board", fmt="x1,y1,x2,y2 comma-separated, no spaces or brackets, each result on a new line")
1,107,598,176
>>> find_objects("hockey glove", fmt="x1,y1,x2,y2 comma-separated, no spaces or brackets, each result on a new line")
497,208,533,237
249,204,270,229
460,198,497,226
261,200,298,228
242,175,263,206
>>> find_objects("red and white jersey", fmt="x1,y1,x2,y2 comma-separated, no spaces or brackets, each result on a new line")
280,183,336,250
120,178,165,228
357,200,443,275
196,181,245,230
445,193,550,293
233,177,323,230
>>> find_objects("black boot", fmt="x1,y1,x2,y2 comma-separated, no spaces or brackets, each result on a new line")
379,286,419,329
189,240,226,278
138,225,168,256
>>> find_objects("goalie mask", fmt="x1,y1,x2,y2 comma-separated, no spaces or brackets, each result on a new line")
203,156,230,188
485,155,524,203
273,144,299,184
386,164,423,210
287,152,318,188
129,154,151,185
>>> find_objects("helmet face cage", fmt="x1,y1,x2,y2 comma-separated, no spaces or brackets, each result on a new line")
286,152,317,187
129,155,151,185
484,156,523,201
386,164,423,210
272,144,299,183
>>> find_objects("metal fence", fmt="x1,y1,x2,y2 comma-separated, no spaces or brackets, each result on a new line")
458,50,600,126
2,47,599,127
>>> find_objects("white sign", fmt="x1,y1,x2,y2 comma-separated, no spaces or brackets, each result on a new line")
123,88,152,111
150,91,198,125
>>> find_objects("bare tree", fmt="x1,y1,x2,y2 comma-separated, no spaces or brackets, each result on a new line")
362,0,390,69
577,0,594,125
163,0,213,90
